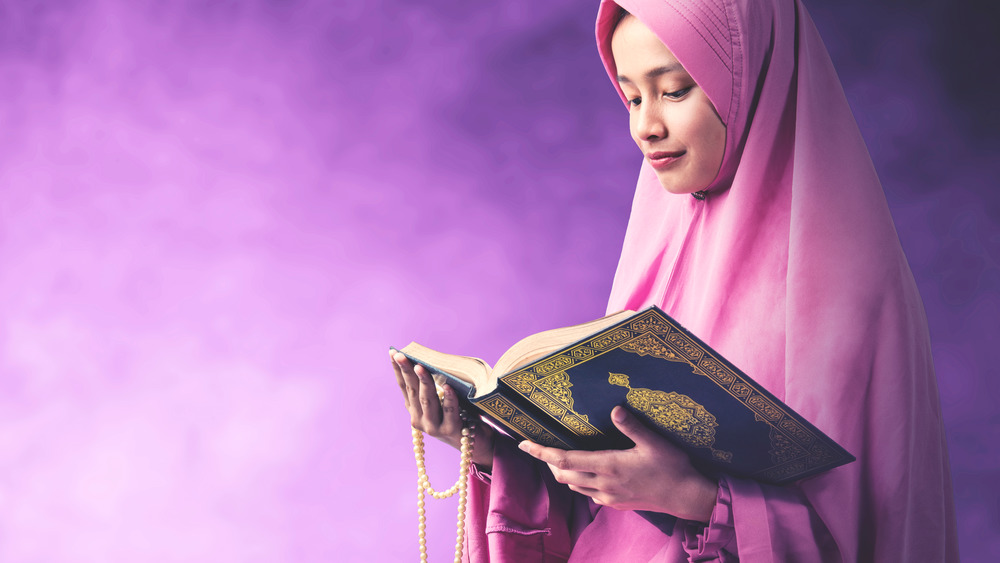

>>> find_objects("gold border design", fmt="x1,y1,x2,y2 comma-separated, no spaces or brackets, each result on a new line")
748,395,783,422
589,329,634,350
496,367,601,436
505,371,537,395
531,355,574,376
478,395,568,448
665,331,704,362
620,332,687,363
529,389,568,417
562,413,599,436
534,371,576,410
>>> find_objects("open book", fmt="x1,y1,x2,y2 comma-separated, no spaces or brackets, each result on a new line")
395,305,854,486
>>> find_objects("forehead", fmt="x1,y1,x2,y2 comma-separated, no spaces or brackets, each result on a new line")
610,15,683,76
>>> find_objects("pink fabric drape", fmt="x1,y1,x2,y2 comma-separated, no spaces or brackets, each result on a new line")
463,0,959,560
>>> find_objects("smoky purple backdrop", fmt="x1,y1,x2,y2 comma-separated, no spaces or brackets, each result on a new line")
0,0,996,561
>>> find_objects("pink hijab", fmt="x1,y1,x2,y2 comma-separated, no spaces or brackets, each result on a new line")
462,1,958,560
598,0,959,560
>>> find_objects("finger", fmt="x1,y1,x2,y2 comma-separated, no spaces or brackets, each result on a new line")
546,464,598,487
415,364,442,428
389,352,410,408
519,441,598,474
437,382,462,437
566,483,602,498
393,353,422,419
610,406,659,449
471,421,496,467
564,485,620,510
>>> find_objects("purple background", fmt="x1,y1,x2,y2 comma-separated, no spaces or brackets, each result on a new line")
1,0,996,560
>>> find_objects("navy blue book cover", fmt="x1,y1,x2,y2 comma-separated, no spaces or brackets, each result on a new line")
472,306,855,485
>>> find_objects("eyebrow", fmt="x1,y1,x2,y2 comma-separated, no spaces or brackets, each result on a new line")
617,64,683,84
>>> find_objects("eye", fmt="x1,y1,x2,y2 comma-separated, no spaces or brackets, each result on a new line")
628,96,642,107
664,87,693,100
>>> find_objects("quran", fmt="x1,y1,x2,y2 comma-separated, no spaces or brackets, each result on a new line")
394,306,854,485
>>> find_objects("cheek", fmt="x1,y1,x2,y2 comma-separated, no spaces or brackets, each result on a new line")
708,120,726,167
690,110,726,162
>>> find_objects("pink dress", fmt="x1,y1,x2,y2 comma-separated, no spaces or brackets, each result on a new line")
463,0,959,560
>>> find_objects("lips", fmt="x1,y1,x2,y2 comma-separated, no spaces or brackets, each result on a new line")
647,150,685,170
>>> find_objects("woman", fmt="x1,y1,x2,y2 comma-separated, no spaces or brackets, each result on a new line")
392,0,959,560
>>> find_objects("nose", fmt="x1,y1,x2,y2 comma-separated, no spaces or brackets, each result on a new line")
634,100,667,141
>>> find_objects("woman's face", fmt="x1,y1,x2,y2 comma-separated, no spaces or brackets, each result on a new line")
611,15,726,195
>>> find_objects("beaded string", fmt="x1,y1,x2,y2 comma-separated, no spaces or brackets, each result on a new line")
413,414,475,563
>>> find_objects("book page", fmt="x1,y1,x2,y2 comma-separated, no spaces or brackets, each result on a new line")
398,342,493,391
491,310,635,379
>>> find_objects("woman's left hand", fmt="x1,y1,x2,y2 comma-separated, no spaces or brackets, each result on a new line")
518,405,718,523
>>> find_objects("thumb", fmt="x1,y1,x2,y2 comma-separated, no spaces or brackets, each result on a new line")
611,405,659,447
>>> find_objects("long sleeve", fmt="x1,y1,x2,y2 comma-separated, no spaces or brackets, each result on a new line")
723,476,840,562
463,437,593,563
466,439,747,563
679,477,738,562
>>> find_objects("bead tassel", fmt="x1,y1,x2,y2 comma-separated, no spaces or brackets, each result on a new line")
413,419,475,563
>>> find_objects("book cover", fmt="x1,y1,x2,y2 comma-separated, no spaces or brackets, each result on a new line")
467,306,854,485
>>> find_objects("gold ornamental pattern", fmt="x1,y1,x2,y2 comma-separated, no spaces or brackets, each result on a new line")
589,329,634,350
531,355,574,376
666,331,704,362
609,372,733,463
529,389,568,418
478,395,567,448
562,413,599,436
779,418,814,443
768,426,807,463
535,371,576,410
505,371,537,395
697,357,737,385
748,395,783,422
620,332,687,363
497,367,599,437
627,315,673,334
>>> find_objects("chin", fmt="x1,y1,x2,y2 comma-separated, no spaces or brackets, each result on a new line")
656,179,702,195
654,170,714,195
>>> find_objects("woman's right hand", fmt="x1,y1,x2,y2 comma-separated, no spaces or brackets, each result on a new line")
391,351,495,470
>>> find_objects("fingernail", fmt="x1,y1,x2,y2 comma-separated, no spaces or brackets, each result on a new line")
518,441,530,453
612,406,626,422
